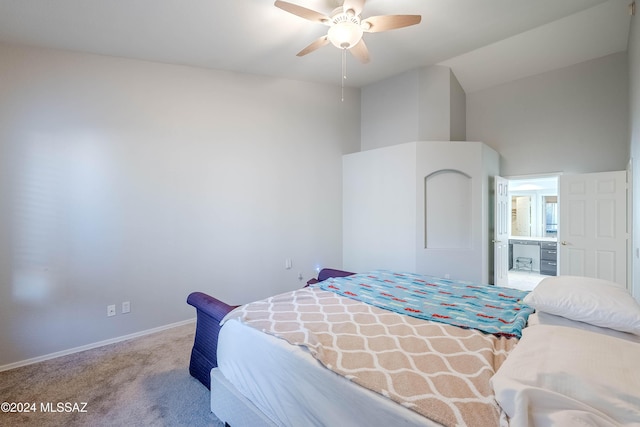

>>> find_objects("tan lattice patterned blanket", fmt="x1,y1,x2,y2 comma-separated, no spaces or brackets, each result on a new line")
224,287,517,427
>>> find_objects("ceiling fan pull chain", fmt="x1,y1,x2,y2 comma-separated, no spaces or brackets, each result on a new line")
341,47,347,102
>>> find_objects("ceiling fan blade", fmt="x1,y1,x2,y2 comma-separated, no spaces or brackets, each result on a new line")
274,1,330,25
363,15,422,33
296,35,330,57
349,38,370,64
342,0,366,16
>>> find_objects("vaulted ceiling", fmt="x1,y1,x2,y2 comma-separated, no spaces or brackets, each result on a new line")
0,0,631,92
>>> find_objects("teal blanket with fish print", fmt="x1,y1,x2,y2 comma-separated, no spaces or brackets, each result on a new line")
316,270,533,338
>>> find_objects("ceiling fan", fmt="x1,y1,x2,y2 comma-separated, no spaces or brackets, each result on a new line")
274,0,422,64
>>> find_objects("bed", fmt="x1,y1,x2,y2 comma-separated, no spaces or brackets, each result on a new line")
187,269,640,427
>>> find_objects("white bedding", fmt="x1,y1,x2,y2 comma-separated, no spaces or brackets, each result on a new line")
492,324,640,427
216,318,444,427
528,311,640,343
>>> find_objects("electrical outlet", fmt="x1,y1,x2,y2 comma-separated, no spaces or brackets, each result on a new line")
122,301,130,314
107,304,116,317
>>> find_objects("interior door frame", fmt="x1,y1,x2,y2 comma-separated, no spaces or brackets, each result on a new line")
494,173,560,285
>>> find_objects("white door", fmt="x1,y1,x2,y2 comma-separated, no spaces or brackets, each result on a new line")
493,176,509,287
559,171,628,288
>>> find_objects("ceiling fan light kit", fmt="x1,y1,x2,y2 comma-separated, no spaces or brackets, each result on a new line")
327,11,363,49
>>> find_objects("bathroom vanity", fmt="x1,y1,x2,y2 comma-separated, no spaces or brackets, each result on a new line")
509,238,557,276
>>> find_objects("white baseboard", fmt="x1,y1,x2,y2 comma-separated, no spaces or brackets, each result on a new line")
0,318,196,372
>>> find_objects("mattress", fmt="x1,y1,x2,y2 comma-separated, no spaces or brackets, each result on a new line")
215,318,443,427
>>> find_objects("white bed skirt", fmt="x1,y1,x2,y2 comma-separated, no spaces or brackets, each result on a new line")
210,367,278,427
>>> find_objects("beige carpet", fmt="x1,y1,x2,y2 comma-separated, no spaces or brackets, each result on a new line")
0,323,224,427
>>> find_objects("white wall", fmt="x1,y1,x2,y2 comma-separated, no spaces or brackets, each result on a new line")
0,43,360,367
343,141,497,284
343,144,417,272
467,52,629,176
415,142,499,283
629,12,640,299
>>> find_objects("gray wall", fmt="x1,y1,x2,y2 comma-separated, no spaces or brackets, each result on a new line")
449,71,467,142
416,66,453,142
361,69,420,150
361,66,466,150
467,52,629,177
0,43,360,367
629,13,639,299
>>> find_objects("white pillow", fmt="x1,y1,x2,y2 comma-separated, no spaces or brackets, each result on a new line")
523,276,640,336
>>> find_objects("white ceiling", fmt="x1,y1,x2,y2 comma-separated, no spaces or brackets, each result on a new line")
0,0,631,92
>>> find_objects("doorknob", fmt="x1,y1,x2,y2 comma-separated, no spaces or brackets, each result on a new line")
561,241,568,245
492,240,502,243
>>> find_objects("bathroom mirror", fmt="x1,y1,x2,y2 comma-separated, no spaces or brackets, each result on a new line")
543,196,558,237
511,195,531,237
508,177,558,238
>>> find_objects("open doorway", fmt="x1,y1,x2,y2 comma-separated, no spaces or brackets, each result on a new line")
505,175,559,291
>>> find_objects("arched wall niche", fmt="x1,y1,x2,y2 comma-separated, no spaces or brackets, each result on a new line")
424,169,472,249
